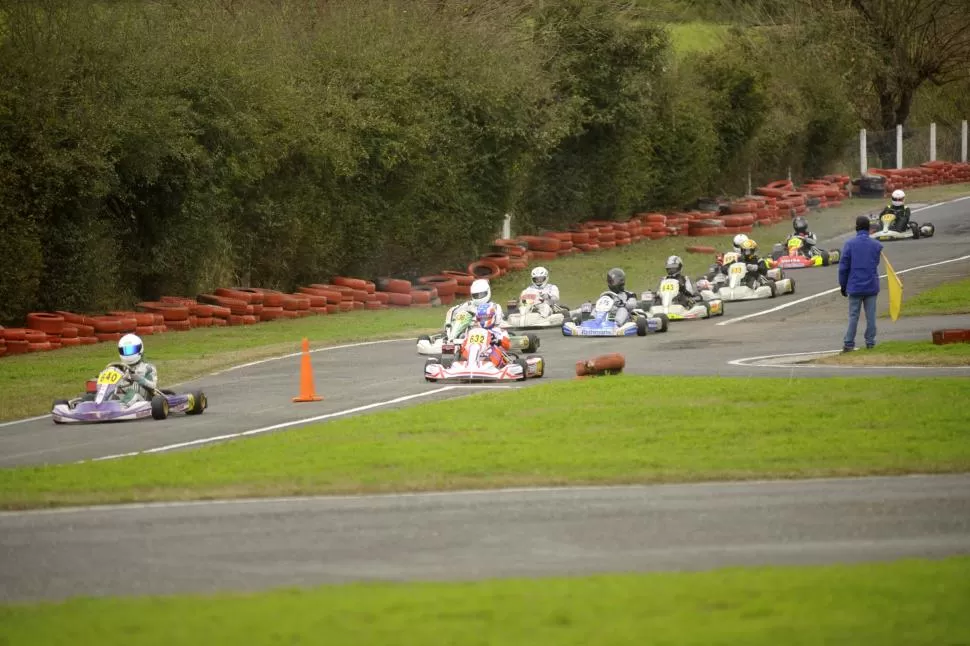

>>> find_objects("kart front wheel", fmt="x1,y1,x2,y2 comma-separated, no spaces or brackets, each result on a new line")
151,395,170,421
636,317,648,336
186,390,207,415
516,358,529,381
524,334,540,353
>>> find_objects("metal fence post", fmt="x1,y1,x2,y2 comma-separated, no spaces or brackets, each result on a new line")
960,119,967,164
896,124,903,169
859,128,867,176
502,213,511,240
930,122,936,161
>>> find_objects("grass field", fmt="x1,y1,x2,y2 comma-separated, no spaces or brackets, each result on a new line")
818,340,970,367
2,557,967,646
3,375,968,509
666,21,730,57
1,183,968,422
898,276,970,317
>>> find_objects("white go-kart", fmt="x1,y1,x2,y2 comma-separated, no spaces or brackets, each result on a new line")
699,257,795,302
641,278,724,320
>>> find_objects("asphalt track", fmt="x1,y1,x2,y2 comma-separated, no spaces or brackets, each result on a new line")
2,197,968,467
1,474,968,601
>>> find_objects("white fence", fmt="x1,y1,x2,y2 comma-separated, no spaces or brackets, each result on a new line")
859,120,969,176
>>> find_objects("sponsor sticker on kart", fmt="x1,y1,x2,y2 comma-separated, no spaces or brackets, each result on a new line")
709,301,722,314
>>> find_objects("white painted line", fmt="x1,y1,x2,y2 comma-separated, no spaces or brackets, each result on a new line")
0,414,51,429
729,349,970,370
717,253,970,326
89,386,462,461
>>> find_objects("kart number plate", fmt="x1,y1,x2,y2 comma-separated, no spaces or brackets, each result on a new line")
660,282,677,292
97,369,123,386
468,332,487,345
730,264,745,275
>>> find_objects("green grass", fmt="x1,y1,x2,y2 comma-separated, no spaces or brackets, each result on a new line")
818,340,970,367
666,21,730,57
2,183,968,422
3,375,968,509
2,557,968,645
899,276,970,317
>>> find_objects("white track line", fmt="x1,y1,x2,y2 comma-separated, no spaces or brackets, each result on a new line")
717,253,970,326
90,386,462,462
728,349,970,370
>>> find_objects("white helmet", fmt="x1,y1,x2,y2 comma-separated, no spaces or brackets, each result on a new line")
891,189,905,207
665,255,683,277
732,233,749,249
531,266,549,288
118,333,143,365
470,278,491,306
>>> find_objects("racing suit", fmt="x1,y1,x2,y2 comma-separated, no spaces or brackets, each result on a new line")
879,204,911,232
658,273,698,307
115,360,158,405
741,255,771,288
461,326,511,367
532,283,561,307
605,289,640,326
788,231,819,256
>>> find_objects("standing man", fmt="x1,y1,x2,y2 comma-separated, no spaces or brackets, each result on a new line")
839,215,884,351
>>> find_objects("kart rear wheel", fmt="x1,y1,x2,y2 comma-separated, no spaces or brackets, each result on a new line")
515,358,529,381
186,390,207,415
151,395,170,421
636,317,648,336
656,314,669,332
417,334,431,343
767,279,778,298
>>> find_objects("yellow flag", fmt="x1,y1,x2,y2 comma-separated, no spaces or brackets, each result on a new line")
882,252,903,321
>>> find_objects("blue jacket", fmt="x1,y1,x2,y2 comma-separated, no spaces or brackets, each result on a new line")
839,231,883,296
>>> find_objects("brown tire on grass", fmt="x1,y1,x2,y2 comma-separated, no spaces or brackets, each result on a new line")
931,329,970,345
575,353,626,377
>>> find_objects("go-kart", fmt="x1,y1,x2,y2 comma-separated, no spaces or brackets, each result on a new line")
770,236,840,268
416,307,539,355
51,363,207,424
424,326,544,382
561,291,668,337
869,211,935,241
503,286,575,330
706,252,784,283
698,256,795,302
641,278,724,320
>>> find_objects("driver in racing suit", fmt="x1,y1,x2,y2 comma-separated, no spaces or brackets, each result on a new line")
448,278,504,337
702,233,750,282
656,255,698,307
739,239,771,287
528,266,561,307
878,189,912,233
788,216,819,256
114,333,158,405
468,303,511,367
602,267,640,325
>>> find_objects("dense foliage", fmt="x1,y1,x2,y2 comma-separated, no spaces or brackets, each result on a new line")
0,0,963,322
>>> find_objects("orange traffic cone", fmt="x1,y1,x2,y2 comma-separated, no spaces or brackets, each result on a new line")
292,337,323,403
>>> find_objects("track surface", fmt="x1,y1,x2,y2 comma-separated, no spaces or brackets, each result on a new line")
1,474,968,601
1,198,969,604
2,198,968,467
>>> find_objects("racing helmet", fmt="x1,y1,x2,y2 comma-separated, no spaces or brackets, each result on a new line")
891,189,905,207
792,216,809,235
118,333,143,366
470,278,491,307
665,255,683,277
606,267,626,294
732,233,749,250
740,238,758,259
531,266,549,289
475,303,498,329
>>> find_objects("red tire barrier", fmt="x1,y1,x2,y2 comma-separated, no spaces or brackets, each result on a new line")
416,275,458,297
467,260,502,279
26,312,65,335
576,353,626,377
932,329,970,345
686,245,717,254
375,278,413,294
332,276,369,291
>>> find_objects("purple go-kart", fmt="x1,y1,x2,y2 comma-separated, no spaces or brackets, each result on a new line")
51,363,207,424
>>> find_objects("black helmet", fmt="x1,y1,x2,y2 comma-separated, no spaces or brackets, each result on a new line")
606,267,626,294
793,216,808,235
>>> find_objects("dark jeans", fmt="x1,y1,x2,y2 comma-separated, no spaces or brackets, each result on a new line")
844,294,877,349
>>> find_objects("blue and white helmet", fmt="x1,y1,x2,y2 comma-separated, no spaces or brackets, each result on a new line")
118,333,143,366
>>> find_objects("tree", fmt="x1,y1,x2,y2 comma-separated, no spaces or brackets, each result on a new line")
814,0,970,131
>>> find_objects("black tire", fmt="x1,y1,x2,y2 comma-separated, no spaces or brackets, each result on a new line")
186,390,207,415
440,357,454,369
525,334,540,353
636,317,648,336
515,358,529,381
657,314,669,332
820,250,831,266
767,279,778,298
151,395,170,420
910,222,920,239
788,278,796,294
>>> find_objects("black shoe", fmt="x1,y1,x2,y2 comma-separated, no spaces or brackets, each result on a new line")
841,347,855,353
866,345,875,350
